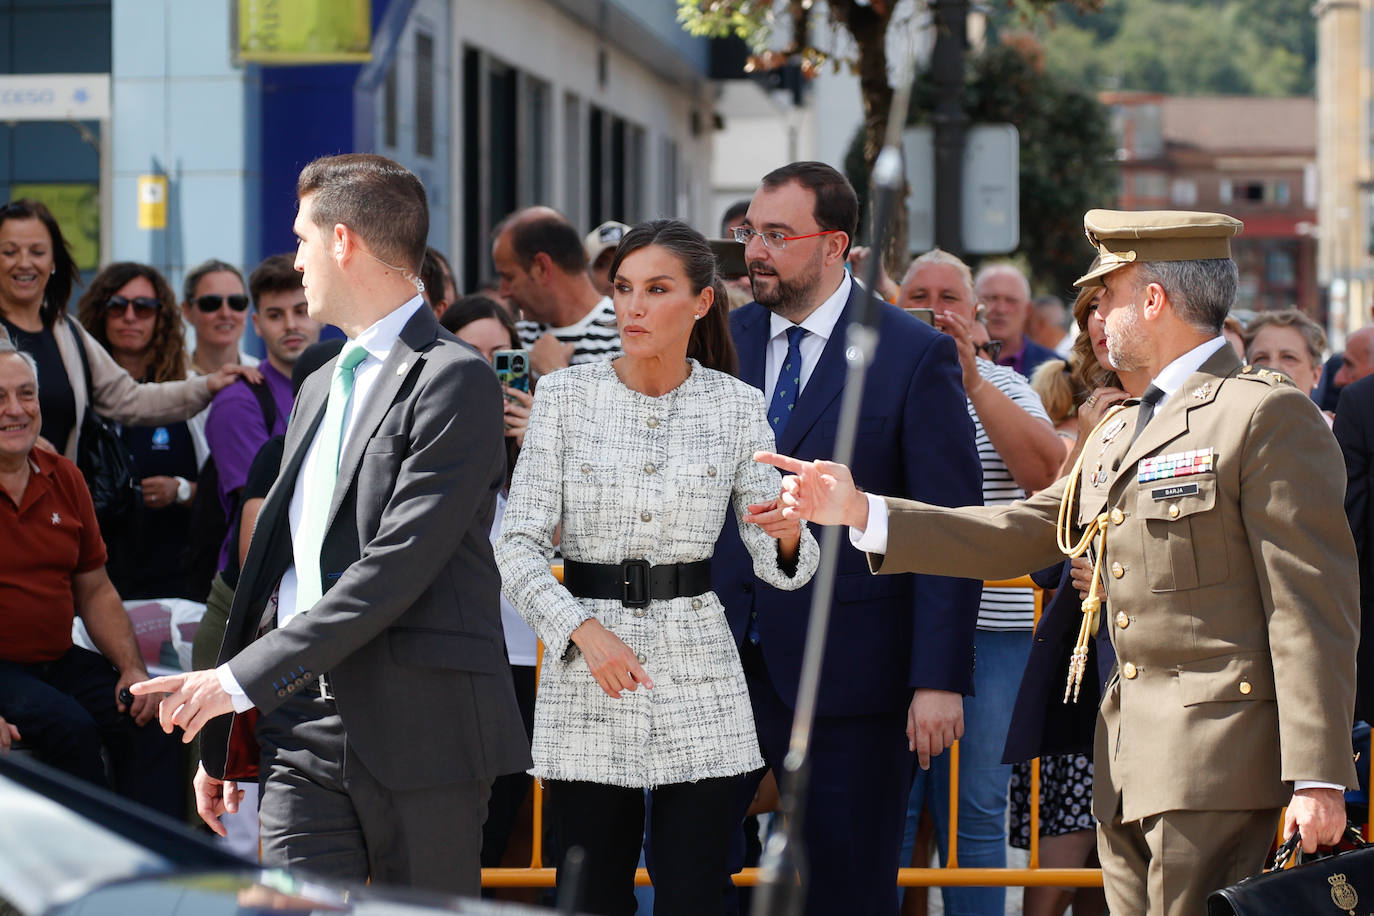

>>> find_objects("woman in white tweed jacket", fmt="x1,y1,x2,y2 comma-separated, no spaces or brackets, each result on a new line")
496,219,818,916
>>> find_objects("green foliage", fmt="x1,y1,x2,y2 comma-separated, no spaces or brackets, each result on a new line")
1006,0,1315,96
848,39,1119,294
676,0,774,50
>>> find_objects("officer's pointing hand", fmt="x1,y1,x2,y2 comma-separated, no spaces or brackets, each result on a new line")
755,452,869,529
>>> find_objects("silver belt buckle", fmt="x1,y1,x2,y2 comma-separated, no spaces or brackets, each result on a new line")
317,673,334,701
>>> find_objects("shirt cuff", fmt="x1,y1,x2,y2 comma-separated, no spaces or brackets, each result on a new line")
848,493,889,554
216,664,255,714
1294,780,1345,793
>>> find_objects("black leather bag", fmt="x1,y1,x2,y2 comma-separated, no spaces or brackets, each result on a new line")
67,317,140,521
1207,826,1374,915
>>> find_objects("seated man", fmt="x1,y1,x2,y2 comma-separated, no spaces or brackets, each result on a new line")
0,340,180,816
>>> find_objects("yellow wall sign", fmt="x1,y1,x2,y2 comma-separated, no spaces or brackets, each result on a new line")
137,175,167,231
238,0,372,65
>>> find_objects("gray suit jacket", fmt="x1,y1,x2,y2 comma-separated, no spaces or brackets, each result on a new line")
202,305,531,790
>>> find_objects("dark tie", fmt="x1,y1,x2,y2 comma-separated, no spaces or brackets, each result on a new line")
768,325,807,437
1129,384,1165,446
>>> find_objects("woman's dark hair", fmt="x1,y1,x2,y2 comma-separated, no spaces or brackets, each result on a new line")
183,258,246,303
0,199,80,327
606,218,739,377
76,262,187,382
440,294,521,349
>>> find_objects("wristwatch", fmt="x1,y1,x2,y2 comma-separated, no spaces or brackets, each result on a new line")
175,476,192,505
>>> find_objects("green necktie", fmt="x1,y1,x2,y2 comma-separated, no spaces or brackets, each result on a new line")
294,341,369,610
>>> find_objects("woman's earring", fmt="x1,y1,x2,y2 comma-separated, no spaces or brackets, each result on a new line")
694,313,703,321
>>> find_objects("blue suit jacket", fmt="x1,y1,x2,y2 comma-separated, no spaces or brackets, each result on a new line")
712,284,983,717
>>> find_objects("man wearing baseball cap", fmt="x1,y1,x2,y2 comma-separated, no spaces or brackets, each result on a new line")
758,209,1360,915
584,220,629,298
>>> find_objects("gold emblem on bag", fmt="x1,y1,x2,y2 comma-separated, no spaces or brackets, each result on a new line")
1329,873,1358,914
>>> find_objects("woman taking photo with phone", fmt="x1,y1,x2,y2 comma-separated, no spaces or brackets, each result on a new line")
497,219,818,915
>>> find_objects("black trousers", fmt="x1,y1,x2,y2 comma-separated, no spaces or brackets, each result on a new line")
549,776,736,916
0,645,183,819
256,690,491,895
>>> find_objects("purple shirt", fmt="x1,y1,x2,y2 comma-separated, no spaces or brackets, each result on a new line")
204,361,294,570
995,338,1030,377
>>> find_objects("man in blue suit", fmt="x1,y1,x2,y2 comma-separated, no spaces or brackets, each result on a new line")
713,161,983,914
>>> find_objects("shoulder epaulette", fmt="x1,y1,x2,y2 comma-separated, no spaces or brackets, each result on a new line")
1236,364,1294,386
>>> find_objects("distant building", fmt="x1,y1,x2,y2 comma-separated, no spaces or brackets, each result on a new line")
1105,92,1318,318
1,1,715,314
1314,0,1370,344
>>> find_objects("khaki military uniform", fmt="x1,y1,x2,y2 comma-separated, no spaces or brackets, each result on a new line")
870,344,1359,914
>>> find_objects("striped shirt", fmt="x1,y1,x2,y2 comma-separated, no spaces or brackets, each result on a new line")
516,296,622,366
970,359,1051,630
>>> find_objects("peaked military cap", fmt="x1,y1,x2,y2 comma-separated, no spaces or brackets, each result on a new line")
1074,209,1244,287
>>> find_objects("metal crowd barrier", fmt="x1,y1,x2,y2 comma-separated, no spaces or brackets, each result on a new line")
480,572,1107,890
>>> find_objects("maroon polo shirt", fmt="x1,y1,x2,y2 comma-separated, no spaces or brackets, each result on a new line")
0,448,107,663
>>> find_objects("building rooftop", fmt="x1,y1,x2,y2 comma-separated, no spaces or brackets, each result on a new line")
1160,96,1315,154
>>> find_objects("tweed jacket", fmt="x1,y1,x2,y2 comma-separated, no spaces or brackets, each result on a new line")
868,344,1359,822
496,360,819,787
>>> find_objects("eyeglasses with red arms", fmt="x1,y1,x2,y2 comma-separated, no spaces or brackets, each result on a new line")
731,226,841,251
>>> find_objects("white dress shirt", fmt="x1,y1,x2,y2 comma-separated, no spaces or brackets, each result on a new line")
217,295,426,711
762,274,851,404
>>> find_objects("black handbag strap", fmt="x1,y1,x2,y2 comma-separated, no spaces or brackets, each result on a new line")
64,315,95,403
1270,825,1370,872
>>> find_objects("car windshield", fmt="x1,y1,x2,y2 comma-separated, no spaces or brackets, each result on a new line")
0,773,173,914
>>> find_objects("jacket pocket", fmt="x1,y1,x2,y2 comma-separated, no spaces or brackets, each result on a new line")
1176,652,1275,706
388,627,504,674
1136,473,1227,592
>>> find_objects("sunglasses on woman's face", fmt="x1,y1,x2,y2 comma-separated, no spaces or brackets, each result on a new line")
104,295,160,318
974,340,1004,361
194,294,250,313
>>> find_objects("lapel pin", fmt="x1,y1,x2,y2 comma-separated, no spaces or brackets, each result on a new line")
1191,383,1212,400
396,362,408,375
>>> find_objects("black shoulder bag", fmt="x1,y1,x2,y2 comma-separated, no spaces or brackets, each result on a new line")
66,316,140,523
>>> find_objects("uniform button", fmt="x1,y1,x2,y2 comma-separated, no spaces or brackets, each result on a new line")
644,463,656,475
1110,562,1124,579
636,654,647,664
633,607,647,618
1122,662,1138,679
707,466,717,477
1116,612,1130,629
646,417,659,428
641,511,653,522
1167,504,1180,519
1239,680,1253,695
580,463,591,474
1110,507,1125,525
691,598,702,610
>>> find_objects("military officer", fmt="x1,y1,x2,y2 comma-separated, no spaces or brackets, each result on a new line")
757,210,1360,916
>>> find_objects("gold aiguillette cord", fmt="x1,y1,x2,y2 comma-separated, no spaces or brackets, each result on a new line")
1055,404,1129,704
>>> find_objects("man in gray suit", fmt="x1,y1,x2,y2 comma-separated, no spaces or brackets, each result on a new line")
134,153,531,895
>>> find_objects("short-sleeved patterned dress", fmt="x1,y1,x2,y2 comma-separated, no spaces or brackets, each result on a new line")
496,359,819,788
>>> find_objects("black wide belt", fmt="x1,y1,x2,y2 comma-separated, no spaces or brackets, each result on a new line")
563,558,712,609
